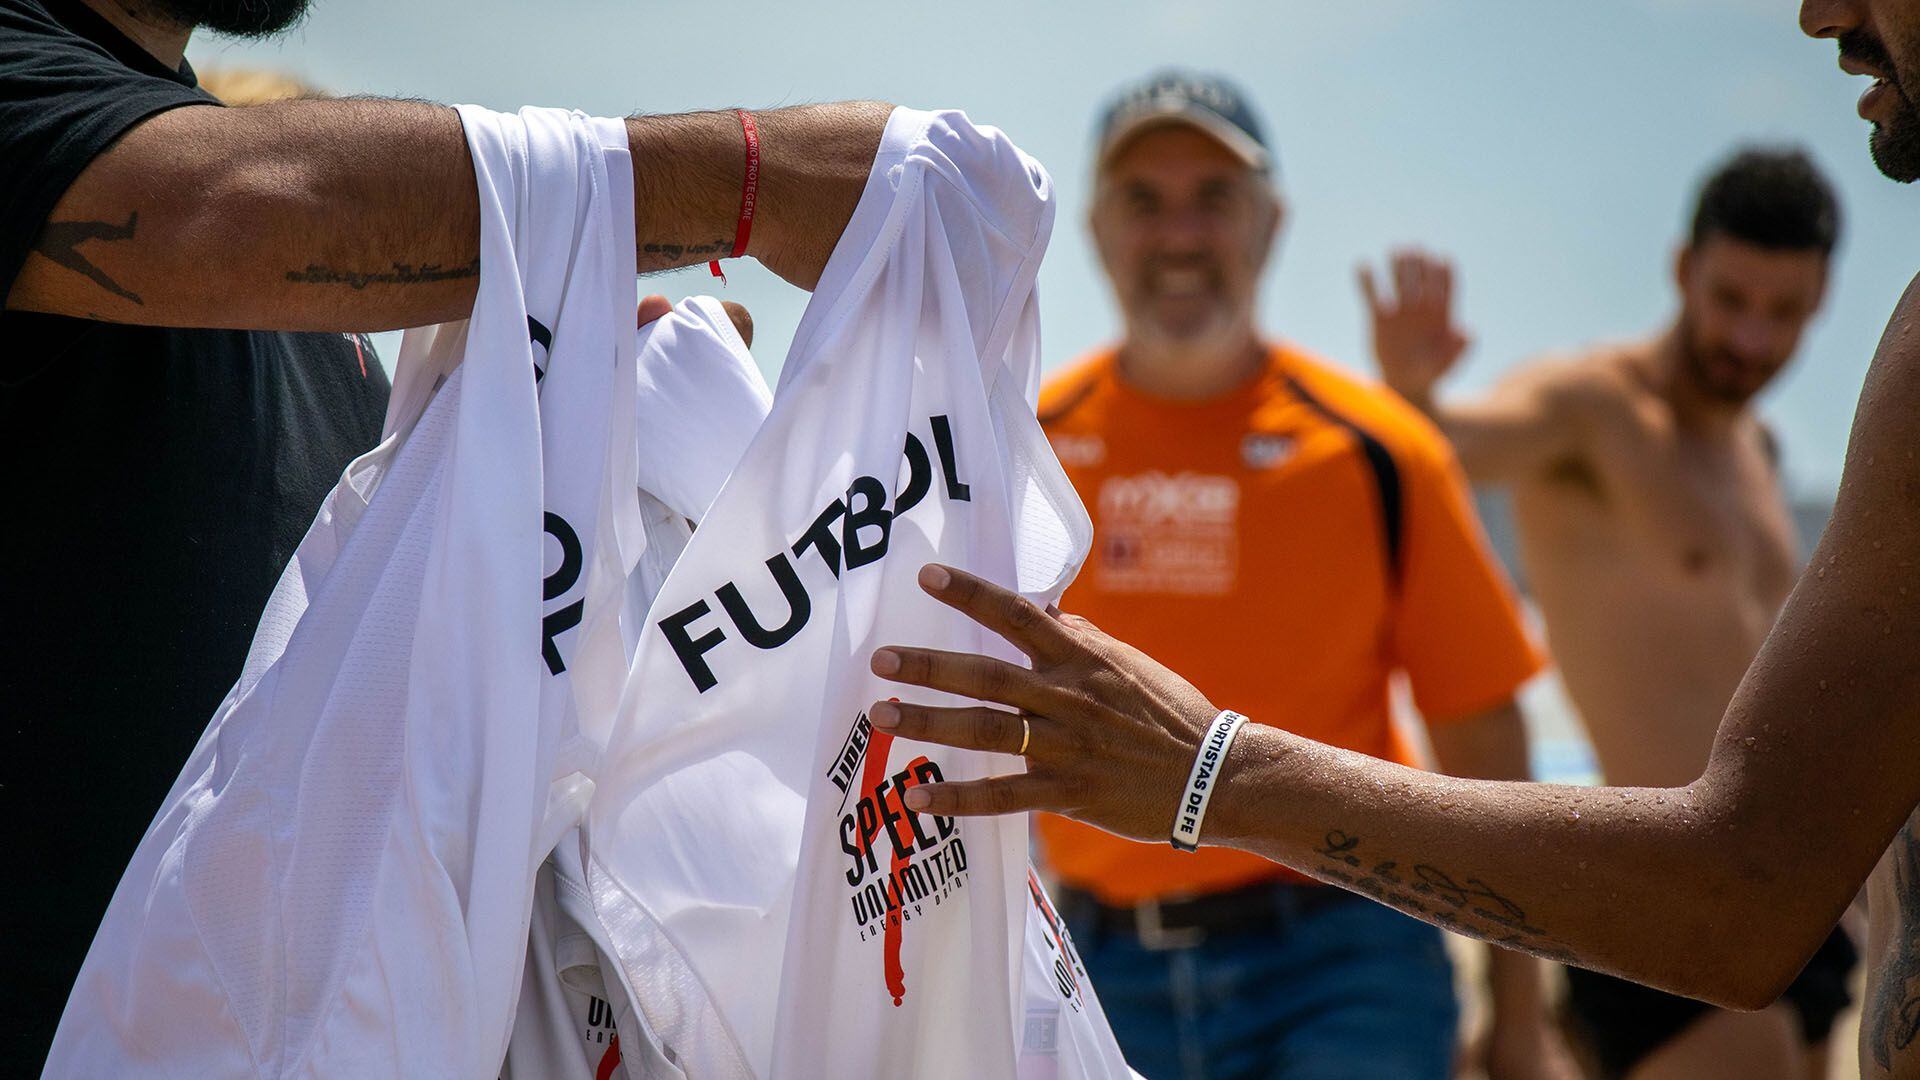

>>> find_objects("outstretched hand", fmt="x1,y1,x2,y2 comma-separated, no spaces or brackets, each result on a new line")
867,563,1221,842
1360,248,1470,410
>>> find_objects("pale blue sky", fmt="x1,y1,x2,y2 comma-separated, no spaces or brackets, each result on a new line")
191,0,1920,495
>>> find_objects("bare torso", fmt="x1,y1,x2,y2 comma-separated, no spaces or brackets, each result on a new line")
1510,344,1920,1080
1508,345,1801,790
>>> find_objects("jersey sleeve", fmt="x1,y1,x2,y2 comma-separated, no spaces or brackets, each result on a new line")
1390,435,1545,723
0,0,212,297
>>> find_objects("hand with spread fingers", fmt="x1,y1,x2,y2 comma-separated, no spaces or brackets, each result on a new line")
868,562,1220,839
1360,248,1471,413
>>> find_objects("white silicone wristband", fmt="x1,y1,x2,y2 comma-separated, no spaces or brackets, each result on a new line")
1169,710,1250,852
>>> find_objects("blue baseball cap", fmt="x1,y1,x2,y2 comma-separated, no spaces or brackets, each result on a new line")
1095,69,1273,177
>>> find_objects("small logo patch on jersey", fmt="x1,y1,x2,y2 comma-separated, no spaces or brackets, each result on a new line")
1240,432,1294,470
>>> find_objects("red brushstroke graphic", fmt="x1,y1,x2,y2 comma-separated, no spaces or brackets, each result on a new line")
1028,869,1078,999
594,1035,621,1080
860,727,909,1006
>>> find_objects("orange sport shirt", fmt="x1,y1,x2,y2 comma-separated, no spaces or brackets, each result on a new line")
1036,344,1544,905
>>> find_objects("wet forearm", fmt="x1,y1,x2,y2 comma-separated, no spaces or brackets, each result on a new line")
1209,725,1818,1009
1426,704,1558,1018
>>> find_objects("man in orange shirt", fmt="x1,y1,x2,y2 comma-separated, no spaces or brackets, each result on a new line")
1035,71,1570,1079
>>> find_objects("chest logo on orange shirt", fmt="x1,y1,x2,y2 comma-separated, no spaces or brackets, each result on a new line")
1240,432,1295,470
1099,471,1239,523
1094,471,1240,595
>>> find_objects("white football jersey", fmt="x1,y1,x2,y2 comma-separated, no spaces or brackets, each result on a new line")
505,297,774,1080
581,108,1132,1080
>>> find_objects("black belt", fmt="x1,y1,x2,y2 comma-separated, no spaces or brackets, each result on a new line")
1057,879,1359,951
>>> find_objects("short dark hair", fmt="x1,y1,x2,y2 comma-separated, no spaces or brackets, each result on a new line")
1688,147,1841,255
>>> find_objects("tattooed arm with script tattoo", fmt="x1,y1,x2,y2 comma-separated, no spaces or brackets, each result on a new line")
864,273,1920,1021
6,96,887,330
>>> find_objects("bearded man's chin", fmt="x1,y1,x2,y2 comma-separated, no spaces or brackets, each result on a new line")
158,0,312,38
1871,126,1920,183
1868,87,1920,183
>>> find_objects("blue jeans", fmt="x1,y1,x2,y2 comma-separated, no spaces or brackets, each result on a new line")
1069,888,1458,1080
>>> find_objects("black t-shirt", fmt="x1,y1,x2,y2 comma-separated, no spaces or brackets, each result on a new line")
0,0,390,1064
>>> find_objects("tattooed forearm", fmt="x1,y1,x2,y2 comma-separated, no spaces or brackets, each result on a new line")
1870,823,1920,1068
639,238,733,264
285,257,480,289
1311,829,1576,964
34,213,143,305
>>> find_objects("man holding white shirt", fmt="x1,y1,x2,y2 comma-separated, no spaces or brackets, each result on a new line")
0,0,884,1067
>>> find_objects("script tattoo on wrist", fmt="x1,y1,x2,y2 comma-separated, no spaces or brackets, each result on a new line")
285,257,480,289
639,238,733,265
35,213,143,305
1311,829,1575,963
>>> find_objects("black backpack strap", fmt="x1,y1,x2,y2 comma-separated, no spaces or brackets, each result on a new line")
1281,374,1405,594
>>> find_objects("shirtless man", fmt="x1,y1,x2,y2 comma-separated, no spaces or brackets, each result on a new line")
854,5,1920,1080
1361,151,1853,1079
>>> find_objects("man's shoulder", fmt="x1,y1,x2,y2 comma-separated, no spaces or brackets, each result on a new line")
0,0,211,300
1037,349,1115,429
1501,343,1645,417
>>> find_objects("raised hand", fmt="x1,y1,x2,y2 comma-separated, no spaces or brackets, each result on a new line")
1359,248,1471,411
867,563,1220,841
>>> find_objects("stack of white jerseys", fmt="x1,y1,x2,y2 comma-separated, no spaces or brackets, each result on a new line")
47,104,1135,1080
